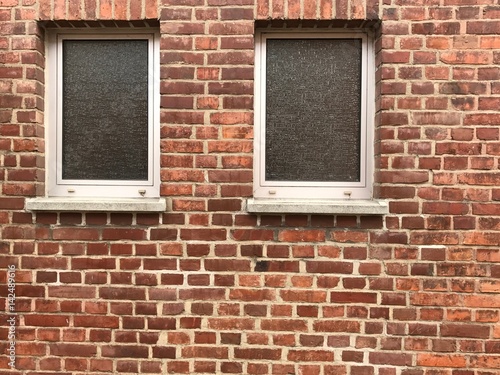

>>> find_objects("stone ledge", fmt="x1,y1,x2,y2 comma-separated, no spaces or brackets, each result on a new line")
25,198,168,212
246,199,389,215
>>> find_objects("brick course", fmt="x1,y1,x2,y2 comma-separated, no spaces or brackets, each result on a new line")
1,0,500,374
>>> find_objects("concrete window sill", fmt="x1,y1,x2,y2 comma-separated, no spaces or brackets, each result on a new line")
246,199,389,215
25,198,168,212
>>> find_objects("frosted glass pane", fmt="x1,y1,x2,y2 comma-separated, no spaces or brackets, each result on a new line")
265,38,362,182
62,39,149,180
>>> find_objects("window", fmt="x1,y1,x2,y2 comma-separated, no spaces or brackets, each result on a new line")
253,31,375,201
46,30,160,198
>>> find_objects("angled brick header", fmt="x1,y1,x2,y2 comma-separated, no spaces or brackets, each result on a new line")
36,0,377,22
255,0,379,20
37,0,158,20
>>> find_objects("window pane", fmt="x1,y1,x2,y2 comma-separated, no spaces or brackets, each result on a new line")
62,39,149,181
265,38,362,182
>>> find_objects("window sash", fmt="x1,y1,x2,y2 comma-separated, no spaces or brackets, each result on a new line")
47,30,160,198
254,31,374,200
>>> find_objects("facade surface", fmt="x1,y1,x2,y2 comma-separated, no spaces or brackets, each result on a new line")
1,0,500,374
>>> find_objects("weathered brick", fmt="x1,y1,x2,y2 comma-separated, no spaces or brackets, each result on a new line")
3,0,500,373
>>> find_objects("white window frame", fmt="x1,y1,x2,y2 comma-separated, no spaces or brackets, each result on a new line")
46,30,160,199
253,30,375,201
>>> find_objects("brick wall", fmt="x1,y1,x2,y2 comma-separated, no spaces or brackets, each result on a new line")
1,0,500,374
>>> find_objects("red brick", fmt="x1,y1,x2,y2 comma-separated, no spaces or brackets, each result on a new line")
277,230,325,242
25,315,70,327
331,292,377,304
234,348,281,360
306,261,353,274
288,349,334,362
50,343,97,357
412,22,460,35
458,173,500,185
99,287,146,300
369,352,412,366
101,345,149,358
441,51,491,64
180,229,227,241
74,316,119,328
205,259,251,272
102,228,146,240
314,320,360,333
441,324,490,339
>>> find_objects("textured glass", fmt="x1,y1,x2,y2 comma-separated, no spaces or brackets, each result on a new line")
265,38,362,182
62,39,149,180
